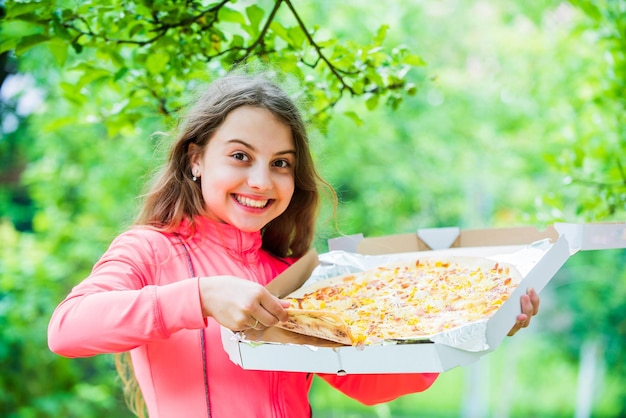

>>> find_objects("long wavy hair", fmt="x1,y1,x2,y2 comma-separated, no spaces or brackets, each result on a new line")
116,69,337,417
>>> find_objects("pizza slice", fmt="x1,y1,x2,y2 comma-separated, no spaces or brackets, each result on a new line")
277,309,354,345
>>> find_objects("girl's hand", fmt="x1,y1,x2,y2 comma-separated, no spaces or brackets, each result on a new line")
507,288,540,336
198,276,290,331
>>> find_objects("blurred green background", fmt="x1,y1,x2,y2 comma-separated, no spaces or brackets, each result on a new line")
1,0,625,416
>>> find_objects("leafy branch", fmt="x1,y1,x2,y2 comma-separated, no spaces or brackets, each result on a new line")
571,157,626,188
51,0,404,113
64,1,230,48
3,0,424,135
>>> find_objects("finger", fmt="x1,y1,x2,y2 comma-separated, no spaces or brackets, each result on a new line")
251,307,284,328
245,302,287,328
507,313,528,336
528,288,540,316
257,293,289,324
234,286,287,328
519,293,534,320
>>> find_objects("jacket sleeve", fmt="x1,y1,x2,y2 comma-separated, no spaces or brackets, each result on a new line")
317,372,439,405
48,230,207,358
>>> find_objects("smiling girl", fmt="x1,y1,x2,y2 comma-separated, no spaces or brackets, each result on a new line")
47,70,538,417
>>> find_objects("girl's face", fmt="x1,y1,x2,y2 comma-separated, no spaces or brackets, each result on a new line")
190,106,296,232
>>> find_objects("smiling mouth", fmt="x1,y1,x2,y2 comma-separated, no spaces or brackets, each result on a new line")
235,195,270,209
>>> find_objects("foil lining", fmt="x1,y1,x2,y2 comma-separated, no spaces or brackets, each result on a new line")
428,320,489,351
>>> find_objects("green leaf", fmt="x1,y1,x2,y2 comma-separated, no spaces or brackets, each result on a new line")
246,4,265,31
51,13,72,39
218,7,246,25
146,52,170,75
71,40,83,54
365,68,384,87
270,21,289,42
46,39,69,66
570,0,603,21
128,23,147,38
76,67,113,89
402,53,427,67
113,67,129,81
365,93,379,110
374,24,389,44
352,79,365,95
343,110,363,126
231,34,245,48
287,26,305,48
5,2,44,19
0,38,18,54
386,93,402,110
405,82,418,95
15,34,50,55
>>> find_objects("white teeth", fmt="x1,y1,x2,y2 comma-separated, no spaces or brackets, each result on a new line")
236,195,269,208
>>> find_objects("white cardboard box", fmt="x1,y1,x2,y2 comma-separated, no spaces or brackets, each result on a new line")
221,222,626,374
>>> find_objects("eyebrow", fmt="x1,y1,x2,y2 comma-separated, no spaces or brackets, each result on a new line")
227,139,296,156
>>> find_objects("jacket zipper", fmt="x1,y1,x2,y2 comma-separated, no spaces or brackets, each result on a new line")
235,232,264,284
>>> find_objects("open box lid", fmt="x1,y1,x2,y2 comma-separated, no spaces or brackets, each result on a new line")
263,223,626,322
327,222,625,254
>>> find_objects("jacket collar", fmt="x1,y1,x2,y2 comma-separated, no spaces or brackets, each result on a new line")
179,216,263,256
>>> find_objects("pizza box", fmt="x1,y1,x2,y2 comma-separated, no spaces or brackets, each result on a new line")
221,222,626,374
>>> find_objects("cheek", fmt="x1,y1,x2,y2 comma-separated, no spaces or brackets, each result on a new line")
200,172,234,199
211,163,240,182
282,177,296,199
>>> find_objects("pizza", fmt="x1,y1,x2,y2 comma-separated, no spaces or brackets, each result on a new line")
276,255,523,346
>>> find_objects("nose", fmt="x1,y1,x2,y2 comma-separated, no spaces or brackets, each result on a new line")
247,163,272,191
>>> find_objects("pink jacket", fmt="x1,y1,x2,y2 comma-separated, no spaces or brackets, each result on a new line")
48,216,438,417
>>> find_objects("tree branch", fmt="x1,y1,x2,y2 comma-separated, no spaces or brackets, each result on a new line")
236,0,284,63
282,0,357,95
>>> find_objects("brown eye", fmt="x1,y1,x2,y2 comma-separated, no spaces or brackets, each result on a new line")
232,152,248,161
273,159,291,168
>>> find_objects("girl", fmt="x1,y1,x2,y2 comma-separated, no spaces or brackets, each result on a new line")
48,70,538,417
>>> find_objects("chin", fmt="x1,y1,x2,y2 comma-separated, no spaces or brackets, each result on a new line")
231,220,269,233
237,226,263,233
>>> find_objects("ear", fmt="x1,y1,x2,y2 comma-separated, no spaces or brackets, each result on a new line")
188,143,202,173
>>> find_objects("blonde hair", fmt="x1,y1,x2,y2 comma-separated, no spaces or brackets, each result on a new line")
115,352,147,418
117,69,337,416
